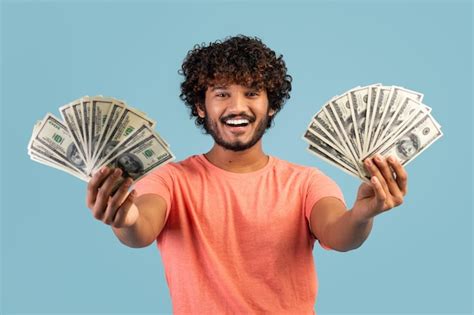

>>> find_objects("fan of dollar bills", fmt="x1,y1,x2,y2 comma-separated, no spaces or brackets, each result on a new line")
303,84,443,181
28,96,175,184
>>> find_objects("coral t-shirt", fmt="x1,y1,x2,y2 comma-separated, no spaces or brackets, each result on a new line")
135,154,345,314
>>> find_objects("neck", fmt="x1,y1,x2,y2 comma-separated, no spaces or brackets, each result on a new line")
204,140,269,173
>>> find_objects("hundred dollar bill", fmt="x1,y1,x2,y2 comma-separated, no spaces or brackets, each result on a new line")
92,105,156,170
374,97,429,150
90,101,127,165
367,86,392,152
29,138,90,181
303,130,359,177
373,86,423,150
326,96,364,177
369,113,442,167
98,125,175,189
81,97,92,163
89,96,122,169
367,105,429,156
29,113,88,176
29,150,89,182
304,120,358,171
363,85,380,155
313,102,348,155
306,118,348,157
329,93,362,159
306,145,364,181
59,98,89,168
348,84,381,158
92,123,166,173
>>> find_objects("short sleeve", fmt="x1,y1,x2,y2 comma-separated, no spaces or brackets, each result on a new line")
134,163,174,224
304,168,346,249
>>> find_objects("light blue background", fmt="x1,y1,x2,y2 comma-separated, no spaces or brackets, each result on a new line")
1,0,472,314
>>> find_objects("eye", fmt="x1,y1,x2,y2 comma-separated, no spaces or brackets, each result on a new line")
215,92,228,98
246,91,259,97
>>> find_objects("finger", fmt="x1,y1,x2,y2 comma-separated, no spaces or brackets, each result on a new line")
93,168,123,220
370,176,387,210
113,190,137,228
373,154,402,198
86,166,111,208
103,178,134,225
387,156,408,196
364,156,389,194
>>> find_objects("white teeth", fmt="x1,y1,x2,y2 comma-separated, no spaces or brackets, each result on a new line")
226,119,249,125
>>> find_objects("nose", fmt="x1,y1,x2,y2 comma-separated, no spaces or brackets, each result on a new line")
228,93,249,114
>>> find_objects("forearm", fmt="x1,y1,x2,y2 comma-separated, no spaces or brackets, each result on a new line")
323,209,374,252
112,205,156,248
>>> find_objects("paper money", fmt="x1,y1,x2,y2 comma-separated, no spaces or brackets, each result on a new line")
304,84,442,181
28,96,175,184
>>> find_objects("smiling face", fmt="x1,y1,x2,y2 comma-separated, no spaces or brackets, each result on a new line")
197,84,275,152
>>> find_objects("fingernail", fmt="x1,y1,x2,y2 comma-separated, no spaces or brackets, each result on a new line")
114,168,122,176
375,154,382,162
388,156,395,163
101,166,109,174
365,159,372,166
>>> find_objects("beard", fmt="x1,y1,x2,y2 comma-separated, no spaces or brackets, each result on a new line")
204,111,270,152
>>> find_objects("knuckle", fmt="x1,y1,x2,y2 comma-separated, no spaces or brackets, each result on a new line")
93,211,103,220
395,196,404,205
398,172,408,182
103,217,112,225
108,199,119,211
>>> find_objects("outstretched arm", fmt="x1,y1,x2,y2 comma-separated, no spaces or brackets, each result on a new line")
86,167,168,248
310,154,408,252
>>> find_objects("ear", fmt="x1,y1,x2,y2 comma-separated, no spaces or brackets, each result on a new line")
268,107,276,117
196,103,206,118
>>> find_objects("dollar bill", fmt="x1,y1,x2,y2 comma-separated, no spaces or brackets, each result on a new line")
348,84,381,158
307,118,348,156
29,113,88,176
91,105,156,170
306,145,364,180
89,96,122,171
330,93,361,158
99,125,175,190
363,85,380,156
29,150,88,182
303,129,359,174
304,84,442,181
366,86,392,153
373,86,423,151
370,113,442,167
59,98,89,169
313,103,349,155
374,97,429,149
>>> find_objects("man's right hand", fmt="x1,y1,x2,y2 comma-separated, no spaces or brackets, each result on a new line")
86,166,139,228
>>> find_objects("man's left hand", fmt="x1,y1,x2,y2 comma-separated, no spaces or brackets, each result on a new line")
351,154,408,222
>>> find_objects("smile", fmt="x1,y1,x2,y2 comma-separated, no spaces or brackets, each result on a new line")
224,119,250,127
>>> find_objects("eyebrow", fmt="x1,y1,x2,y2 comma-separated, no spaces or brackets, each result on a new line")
211,86,228,91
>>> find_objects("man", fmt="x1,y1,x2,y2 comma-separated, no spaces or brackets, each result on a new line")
86,35,407,314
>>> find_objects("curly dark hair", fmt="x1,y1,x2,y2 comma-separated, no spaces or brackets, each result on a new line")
179,35,292,131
